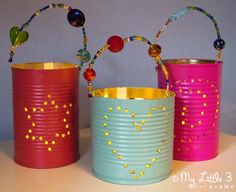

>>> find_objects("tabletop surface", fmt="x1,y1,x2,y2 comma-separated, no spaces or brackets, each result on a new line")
0,129,235,192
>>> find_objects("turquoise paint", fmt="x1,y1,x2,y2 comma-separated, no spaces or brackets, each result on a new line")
91,90,175,185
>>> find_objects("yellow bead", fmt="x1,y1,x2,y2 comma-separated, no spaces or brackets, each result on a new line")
155,55,161,63
148,44,162,57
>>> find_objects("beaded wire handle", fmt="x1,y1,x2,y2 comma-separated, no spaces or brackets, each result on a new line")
83,35,170,98
9,3,91,66
155,6,225,61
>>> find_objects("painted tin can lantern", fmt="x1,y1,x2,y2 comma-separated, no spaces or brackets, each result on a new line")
155,6,225,161
83,35,175,185
9,4,91,168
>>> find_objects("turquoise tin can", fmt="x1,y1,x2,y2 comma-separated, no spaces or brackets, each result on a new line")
91,87,175,185
84,35,175,185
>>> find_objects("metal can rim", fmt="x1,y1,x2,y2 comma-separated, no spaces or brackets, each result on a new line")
92,87,175,100
163,58,223,65
11,62,79,70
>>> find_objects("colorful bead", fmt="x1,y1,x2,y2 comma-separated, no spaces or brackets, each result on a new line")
148,44,162,57
67,9,85,27
213,38,225,50
107,35,124,53
83,68,96,81
76,49,91,62
88,85,93,91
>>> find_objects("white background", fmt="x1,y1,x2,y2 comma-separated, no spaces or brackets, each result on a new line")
0,0,235,140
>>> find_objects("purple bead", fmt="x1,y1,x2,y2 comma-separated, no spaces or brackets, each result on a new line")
67,9,85,27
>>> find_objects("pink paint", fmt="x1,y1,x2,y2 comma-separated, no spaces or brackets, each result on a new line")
158,59,222,161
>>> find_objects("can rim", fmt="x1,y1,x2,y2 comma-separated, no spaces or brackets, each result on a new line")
92,87,175,100
11,62,79,70
163,58,222,64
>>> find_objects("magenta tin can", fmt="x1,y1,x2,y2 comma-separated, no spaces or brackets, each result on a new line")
158,59,222,161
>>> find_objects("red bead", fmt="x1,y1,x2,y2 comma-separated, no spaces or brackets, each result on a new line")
107,35,124,53
83,68,96,81
88,93,93,98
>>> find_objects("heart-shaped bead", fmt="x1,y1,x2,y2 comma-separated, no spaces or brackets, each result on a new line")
10,26,29,47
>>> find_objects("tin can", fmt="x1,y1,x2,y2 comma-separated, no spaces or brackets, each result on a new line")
91,87,175,185
12,62,79,168
158,59,222,161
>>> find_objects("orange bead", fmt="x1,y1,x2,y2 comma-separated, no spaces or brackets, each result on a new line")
148,44,162,57
83,68,96,81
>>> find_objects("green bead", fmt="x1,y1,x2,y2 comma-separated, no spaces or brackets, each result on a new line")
10,26,29,47
76,49,91,62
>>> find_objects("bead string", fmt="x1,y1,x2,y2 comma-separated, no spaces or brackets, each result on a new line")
155,6,225,61
9,3,90,67
84,35,170,98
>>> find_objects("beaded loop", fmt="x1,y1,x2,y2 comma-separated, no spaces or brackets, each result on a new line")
9,3,90,67
83,35,170,98
155,6,225,61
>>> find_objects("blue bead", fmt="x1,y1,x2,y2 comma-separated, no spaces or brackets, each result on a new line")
130,36,134,41
67,9,85,27
170,7,190,21
213,38,225,50
40,5,49,12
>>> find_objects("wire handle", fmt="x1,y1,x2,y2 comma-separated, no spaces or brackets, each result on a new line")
9,3,91,67
83,35,170,98
155,6,225,61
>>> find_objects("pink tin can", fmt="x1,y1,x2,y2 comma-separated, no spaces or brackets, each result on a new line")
155,6,225,161
158,59,222,161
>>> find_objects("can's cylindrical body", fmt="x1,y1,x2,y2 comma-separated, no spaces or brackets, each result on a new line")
12,62,79,168
158,59,222,161
91,87,175,185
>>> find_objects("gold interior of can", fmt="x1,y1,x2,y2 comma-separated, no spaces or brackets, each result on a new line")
11,62,78,69
93,87,175,100
163,59,218,64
